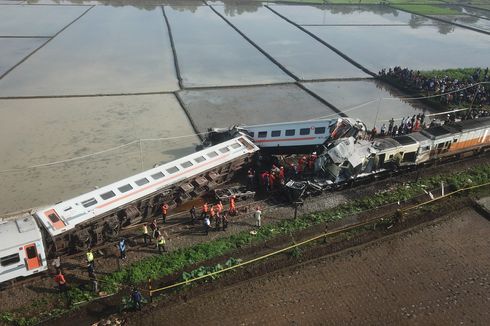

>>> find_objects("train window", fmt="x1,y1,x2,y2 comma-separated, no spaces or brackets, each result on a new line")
219,147,230,153
231,143,241,149
81,198,98,208
258,131,267,138
63,207,72,212
437,143,444,149
207,151,218,158
195,156,206,163
181,161,193,168
285,129,295,136
300,128,310,135
135,178,149,186
118,184,133,193
166,166,179,174
25,246,37,259
315,127,326,134
100,191,116,200
271,130,281,137
453,139,458,143
47,212,60,224
151,172,165,180
0,253,20,267
249,131,254,137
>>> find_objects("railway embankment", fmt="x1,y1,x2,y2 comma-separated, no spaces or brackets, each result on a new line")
6,160,483,326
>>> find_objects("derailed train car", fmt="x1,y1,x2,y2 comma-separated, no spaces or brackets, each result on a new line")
0,135,258,281
321,117,490,183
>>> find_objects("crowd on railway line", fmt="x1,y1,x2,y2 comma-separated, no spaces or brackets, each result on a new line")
379,66,490,108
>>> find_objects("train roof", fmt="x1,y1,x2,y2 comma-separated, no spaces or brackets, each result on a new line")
243,118,340,130
393,135,418,146
373,138,403,150
422,117,490,139
0,216,42,252
457,116,490,131
34,136,259,237
405,132,431,143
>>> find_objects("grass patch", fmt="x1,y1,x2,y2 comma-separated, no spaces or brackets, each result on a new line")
418,67,484,81
393,4,461,15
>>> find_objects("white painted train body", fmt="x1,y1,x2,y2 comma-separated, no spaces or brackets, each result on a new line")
0,216,47,283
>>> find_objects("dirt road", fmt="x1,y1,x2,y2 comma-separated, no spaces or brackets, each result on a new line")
128,208,490,325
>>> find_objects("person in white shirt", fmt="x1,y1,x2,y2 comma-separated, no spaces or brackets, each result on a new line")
204,216,211,235
254,207,262,227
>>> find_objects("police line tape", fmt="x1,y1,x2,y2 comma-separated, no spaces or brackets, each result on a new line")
148,181,490,296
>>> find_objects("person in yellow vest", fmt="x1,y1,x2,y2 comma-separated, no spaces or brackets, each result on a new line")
142,223,149,246
156,234,166,254
86,248,95,268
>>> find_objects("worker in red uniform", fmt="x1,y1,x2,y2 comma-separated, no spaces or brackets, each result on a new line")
209,205,216,224
161,203,169,224
229,195,236,216
54,269,68,293
200,202,208,219
217,201,223,215
269,172,276,190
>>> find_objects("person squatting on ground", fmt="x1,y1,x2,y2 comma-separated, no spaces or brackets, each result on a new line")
204,216,211,235
254,207,262,228
54,269,68,293
118,238,127,260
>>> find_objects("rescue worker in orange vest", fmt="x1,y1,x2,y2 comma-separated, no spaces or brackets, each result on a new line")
217,201,223,215
54,270,67,293
200,202,208,219
269,172,276,190
279,166,285,185
161,203,169,224
209,205,216,225
229,195,236,216
298,156,306,174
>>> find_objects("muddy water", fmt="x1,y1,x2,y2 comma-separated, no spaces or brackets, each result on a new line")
0,38,48,76
0,5,179,97
213,5,367,80
179,84,339,133
0,94,199,214
164,5,292,87
303,80,432,129
0,4,89,36
305,24,490,72
271,4,428,26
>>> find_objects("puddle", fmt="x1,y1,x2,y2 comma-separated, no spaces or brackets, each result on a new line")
165,5,292,87
178,84,339,133
213,5,367,80
270,4,428,26
0,5,178,97
304,25,490,72
302,80,433,129
0,4,89,36
0,94,199,213
0,37,48,76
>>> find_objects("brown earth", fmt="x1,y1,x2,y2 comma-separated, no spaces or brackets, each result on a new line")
127,208,490,326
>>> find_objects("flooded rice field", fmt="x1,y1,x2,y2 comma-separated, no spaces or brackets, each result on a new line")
0,1,488,213
179,84,339,133
0,94,199,214
302,80,431,128
305,24,489,72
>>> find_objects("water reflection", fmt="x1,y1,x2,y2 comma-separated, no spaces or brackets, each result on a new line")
165,5,291,87
305,25,489,72
0,5,179,96
270,4,424,25
213,5,367,79
22,0,203,10
302,80,433,129
0,4,89,36
179,84,338,133
0,38,48,76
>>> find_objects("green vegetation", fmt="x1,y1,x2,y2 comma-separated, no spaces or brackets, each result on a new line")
182,257,242,282
419,68,486,81
393,4,460,15
3,165,489,326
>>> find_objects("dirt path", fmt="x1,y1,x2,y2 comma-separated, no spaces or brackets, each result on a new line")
127,208,490,325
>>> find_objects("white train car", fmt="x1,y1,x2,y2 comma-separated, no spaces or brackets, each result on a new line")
34,135,259,254
0,216,47,284
242,118,366,154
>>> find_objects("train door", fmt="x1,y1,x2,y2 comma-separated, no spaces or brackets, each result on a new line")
24,244,41,271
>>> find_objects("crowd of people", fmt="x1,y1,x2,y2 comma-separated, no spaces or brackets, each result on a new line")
379,66,490,108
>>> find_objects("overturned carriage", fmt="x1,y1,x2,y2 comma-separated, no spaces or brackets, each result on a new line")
33,135,259,256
